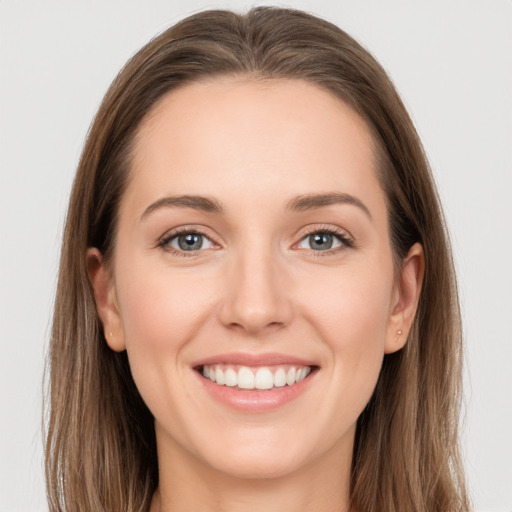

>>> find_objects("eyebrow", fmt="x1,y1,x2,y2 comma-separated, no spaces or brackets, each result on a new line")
140,191,371,221
140,195,223,221
287,192,372,219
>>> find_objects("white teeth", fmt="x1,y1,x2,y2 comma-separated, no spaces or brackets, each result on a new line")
215,367,225,385
224,368,237,387
201,364,313,390
286,367,296,386
273,368,287,387
238,367,255,389
254,368,274,390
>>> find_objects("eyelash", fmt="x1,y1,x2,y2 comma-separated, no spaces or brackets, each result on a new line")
298,225,354,256
157,225,354,257
158,228,215,257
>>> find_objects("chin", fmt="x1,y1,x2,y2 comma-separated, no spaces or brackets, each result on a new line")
194,425,327,481
206,450,305,480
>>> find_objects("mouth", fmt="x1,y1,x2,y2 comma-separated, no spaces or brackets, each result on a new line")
196,363,318,391
192,353,320,411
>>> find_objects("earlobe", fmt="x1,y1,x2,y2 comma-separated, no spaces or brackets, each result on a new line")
385,242,425,354
86,247,126,352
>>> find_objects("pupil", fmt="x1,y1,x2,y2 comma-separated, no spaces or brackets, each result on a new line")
178,234,202,251
310,233,332,250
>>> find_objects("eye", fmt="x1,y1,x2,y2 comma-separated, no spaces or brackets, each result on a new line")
161,230,215,253
296,228,352,252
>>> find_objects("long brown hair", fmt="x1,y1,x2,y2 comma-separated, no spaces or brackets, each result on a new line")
45,7,469,511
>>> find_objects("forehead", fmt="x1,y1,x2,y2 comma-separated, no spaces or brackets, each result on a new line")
124,78,386,220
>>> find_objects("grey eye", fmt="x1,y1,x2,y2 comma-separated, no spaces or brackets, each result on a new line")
169,233,214,251
298,232,343,251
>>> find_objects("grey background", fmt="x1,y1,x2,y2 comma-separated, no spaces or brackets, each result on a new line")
1,1,511,510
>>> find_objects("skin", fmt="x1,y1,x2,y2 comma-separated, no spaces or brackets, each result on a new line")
88,78,423,512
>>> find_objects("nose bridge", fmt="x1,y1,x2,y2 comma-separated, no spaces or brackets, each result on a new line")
220,233,292,334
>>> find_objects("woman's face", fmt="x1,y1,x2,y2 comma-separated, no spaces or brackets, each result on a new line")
91,78,421,480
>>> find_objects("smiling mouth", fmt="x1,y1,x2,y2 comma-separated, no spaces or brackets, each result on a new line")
197,364,318,391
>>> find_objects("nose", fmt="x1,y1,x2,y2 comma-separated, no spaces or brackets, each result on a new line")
218,243,294,335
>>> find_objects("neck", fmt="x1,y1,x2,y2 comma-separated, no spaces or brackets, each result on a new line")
150,429,354,512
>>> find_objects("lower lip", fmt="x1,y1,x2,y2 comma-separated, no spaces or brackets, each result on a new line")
196,369,317,412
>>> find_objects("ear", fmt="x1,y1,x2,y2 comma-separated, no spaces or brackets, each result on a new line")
86,247,126,352
385,242,425,354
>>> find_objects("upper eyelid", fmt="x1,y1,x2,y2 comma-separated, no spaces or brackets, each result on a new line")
297,225,353,242
293,224,356,254
157,224,353,250
158,230,218,256
159,225,219,244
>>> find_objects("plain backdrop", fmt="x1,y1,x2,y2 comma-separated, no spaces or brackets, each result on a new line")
1,1,511,511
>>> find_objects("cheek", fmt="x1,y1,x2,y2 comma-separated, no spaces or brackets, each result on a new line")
117,260,213,346
114,264,222,437
302,263,393,346
299,261,394,400
114,259,216,394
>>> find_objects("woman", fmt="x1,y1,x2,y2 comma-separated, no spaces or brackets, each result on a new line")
45,7,469,511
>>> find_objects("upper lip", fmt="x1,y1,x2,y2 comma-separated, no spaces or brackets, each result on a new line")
192,352,318,368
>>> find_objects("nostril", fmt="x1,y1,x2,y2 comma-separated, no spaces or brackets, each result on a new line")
217,269,294,333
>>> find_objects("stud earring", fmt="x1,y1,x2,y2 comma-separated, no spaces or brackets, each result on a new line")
394,329,403,342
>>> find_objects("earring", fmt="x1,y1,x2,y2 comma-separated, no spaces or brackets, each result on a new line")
394,329,403,342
